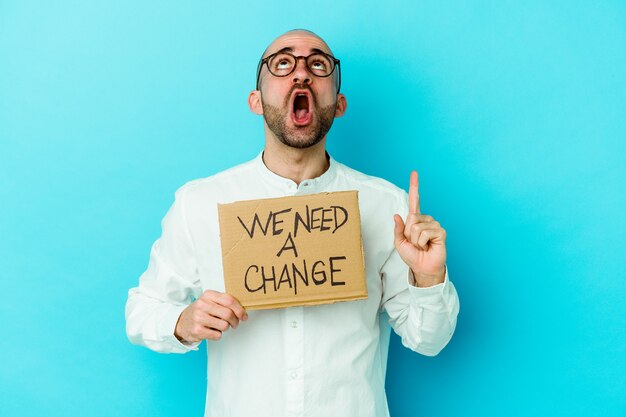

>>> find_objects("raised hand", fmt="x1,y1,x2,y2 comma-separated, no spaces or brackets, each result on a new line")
393,170,447,287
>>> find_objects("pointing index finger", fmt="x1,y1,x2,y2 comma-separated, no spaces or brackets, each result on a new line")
408,170,420,215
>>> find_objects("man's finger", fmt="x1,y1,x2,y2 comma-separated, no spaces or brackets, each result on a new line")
205,316,231,332
205,302,240,329
408,170,420,215
216,293,248,322
416,229,437,250
393,214,406,246
189,321,223,341
198,327,222,341
403,214,434,239
201,290,248,322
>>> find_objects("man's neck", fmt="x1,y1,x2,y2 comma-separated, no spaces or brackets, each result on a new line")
262,138,329,186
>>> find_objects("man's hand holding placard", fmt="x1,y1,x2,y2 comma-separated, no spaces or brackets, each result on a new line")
174,290,248,343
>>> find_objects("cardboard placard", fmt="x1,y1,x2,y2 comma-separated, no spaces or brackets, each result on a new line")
217,190,367,310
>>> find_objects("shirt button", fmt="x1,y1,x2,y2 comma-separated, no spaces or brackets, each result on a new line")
290,372,298,380
291,321,298,328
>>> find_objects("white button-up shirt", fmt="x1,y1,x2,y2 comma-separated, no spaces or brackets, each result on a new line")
126,151,460,417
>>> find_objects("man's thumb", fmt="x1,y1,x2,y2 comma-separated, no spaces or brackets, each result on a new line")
393,214,405,245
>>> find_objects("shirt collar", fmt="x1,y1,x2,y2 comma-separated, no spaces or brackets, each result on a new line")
253,149,338,191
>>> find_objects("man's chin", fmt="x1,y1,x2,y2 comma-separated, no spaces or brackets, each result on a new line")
262,101,335,150
278,134,323,149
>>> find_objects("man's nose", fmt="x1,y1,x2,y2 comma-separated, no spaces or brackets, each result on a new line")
292,57,312,85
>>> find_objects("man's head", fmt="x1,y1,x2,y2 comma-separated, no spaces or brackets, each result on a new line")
248,29,347,149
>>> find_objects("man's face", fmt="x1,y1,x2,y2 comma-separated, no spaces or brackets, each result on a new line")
254,31,345,149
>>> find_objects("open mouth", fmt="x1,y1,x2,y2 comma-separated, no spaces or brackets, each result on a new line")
290,92,313,126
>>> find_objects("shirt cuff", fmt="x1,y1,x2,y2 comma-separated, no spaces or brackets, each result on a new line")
162,304,202,352
407,265,450,303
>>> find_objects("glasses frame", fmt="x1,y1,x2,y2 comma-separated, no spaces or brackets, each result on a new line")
256,51,341,93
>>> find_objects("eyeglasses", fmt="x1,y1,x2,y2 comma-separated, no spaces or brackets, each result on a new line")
256,51,341,92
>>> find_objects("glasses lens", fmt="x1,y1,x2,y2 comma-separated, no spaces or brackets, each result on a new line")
307,54,333,76
268,53,296,76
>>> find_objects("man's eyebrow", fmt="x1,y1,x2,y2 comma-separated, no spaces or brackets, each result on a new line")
310,48,332,56
266,46,293,57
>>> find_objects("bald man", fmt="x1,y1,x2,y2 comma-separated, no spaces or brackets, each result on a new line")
126,29,460,417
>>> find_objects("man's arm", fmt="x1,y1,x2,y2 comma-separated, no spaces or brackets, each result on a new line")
380,250,460,356
125,185,248,353
380,172,460,356
125,185,203,353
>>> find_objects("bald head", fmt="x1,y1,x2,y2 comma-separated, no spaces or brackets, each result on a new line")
261,29,334,59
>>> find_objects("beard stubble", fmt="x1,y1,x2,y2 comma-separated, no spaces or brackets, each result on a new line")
261,89,336,149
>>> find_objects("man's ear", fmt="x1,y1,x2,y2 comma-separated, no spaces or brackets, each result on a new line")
248,90,264,115
334,93,347,118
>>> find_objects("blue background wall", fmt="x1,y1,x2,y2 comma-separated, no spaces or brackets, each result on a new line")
1,1,624,416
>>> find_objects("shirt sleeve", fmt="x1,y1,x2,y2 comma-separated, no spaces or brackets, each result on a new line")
125,184,203,354
379,190,460,356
